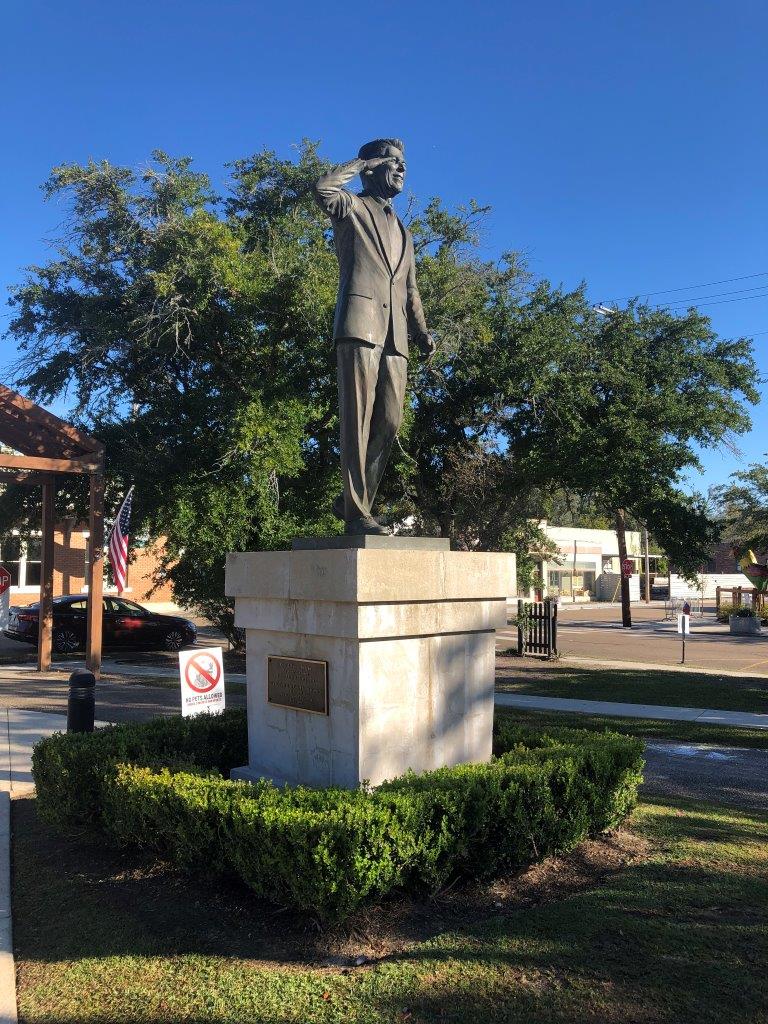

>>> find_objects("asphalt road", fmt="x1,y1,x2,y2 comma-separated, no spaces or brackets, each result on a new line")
0,671,246,724
497,603,768,676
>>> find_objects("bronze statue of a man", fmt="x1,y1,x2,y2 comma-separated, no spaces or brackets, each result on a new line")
314,139,435,536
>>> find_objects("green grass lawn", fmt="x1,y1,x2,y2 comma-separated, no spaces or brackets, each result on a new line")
496,660,768,713
496,707,768,749
13,795,768,1023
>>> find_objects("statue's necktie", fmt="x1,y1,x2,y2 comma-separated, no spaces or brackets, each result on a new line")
383,205,400,268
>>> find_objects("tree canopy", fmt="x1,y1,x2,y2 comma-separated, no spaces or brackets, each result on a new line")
716,461,768,552
4,143,760,633
515,303,760,575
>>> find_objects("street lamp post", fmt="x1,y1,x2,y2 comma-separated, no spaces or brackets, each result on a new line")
643,527,651,603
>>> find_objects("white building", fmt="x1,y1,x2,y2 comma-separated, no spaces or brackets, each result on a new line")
522,525,754,605
527,523,663,603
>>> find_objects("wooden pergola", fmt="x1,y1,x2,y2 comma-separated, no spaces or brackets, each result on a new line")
0,385,105,674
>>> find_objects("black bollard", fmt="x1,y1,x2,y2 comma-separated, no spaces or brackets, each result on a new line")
67,669,96,733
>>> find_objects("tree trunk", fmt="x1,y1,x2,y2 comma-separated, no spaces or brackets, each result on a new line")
615,508,632,628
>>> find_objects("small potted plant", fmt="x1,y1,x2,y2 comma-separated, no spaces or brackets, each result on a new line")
729,606,762,636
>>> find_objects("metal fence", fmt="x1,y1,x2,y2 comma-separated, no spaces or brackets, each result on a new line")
662,596,705,620
516,599,558,658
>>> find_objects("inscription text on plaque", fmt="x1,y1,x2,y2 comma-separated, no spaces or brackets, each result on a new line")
267,656,329,715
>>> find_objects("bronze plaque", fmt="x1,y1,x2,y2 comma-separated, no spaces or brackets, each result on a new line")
267,656,329,715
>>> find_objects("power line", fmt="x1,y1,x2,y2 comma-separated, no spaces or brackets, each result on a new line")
660,291,768,311
612,271,768,301
652,284,768,304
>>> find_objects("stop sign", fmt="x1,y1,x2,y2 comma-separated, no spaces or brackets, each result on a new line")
621,558,634,578
0,565,10,595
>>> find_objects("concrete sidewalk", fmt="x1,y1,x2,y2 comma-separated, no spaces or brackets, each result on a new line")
0,709,70,796
495,692,768,729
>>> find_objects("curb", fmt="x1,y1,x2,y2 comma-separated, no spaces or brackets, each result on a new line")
0,793,15,1024
1,662,248,685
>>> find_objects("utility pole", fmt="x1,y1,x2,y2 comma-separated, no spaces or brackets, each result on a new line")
615,508,632,628
642,527,651,603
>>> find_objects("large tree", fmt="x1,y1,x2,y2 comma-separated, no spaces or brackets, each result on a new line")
716,461,768,552
5,145,584,634
515,304,760,622
4,146,760,635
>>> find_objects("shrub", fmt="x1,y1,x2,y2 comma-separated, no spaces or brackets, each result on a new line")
31,709,248,828
103,766,421,919
717,601,768,624
32,711,643,922
730,605,759,619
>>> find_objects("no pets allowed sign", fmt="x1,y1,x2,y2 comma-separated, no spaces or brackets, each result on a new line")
178,647,226,717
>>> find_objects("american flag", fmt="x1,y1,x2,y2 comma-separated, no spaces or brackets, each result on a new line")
107,487,134,594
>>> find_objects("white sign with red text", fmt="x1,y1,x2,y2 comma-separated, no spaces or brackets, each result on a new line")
178,646,226,717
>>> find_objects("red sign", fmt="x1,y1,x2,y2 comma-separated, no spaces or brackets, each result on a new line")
184,652,221,694
621,558,634,578
0,565,10,596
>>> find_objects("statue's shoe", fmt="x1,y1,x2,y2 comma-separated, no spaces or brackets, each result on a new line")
345,515,389,536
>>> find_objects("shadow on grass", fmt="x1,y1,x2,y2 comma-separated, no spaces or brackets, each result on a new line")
494,661,768,711
495,706,768,752
12,797,768,1023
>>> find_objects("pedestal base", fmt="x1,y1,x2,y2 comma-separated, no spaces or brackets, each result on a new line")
225,541,515,789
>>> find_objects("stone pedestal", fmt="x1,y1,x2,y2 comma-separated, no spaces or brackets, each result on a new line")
225,539,515,789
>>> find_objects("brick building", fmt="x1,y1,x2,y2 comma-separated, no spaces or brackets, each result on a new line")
0,523,175,607
701,542,741,574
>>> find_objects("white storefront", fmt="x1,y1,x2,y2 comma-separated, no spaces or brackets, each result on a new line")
529,524,658,603
522,525,754,605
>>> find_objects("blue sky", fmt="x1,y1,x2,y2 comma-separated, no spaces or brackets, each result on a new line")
1,0,766,492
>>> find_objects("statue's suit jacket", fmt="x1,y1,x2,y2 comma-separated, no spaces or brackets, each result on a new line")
314,162,429,357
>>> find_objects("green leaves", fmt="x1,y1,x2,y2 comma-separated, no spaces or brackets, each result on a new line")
716,461,768,552
5,143,760,615
33,709,643,922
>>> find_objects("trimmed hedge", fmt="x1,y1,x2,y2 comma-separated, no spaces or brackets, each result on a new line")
32,710,643,921
32,709,248,829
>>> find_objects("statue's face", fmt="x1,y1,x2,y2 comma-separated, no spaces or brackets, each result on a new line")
366,144,406,198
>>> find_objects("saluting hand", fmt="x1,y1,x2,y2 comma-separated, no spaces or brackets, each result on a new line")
361,156,398,176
